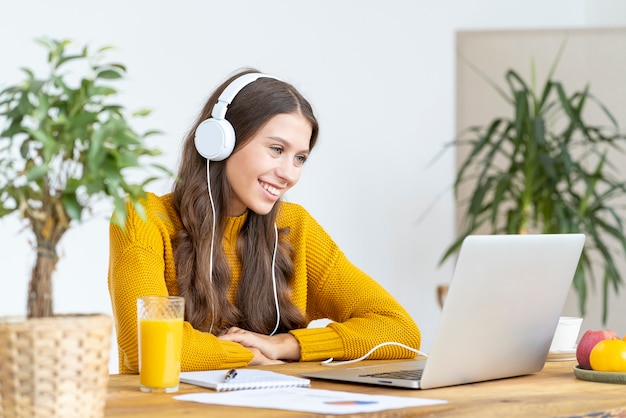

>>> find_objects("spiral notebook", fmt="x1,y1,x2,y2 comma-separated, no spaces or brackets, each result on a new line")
179,369,311,392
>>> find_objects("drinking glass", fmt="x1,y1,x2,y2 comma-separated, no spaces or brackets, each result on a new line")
137,296,185,393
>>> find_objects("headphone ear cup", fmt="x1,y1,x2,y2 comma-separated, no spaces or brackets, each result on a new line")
194,118,236,161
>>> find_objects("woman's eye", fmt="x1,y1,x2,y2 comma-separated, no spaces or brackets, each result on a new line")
270,146,283,155
294,154,307,166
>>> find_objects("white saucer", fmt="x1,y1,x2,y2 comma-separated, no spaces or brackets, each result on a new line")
546,346,577,362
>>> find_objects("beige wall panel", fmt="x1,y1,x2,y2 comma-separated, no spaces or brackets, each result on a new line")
456,28,626,333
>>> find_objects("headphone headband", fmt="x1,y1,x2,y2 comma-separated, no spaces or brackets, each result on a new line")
211,73,279,119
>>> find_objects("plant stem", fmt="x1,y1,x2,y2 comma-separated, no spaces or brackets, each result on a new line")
28,243,57,318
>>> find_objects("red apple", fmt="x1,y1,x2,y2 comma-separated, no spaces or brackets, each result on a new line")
576,329,619,369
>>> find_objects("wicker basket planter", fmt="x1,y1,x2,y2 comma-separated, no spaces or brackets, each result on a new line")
0,314,112,418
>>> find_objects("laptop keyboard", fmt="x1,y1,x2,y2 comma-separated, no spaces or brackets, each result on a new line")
360,369,423,381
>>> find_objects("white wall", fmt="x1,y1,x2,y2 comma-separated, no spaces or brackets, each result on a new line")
0,0,621,373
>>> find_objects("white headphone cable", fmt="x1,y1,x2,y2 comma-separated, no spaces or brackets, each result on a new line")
268,222,281,336
206,161,280,336
321,342,429,366
206,161,216,335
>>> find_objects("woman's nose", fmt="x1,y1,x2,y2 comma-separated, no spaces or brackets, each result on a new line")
275,158,300,185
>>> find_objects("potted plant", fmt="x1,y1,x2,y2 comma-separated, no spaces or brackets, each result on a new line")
0,38,168,418
441,50,626,324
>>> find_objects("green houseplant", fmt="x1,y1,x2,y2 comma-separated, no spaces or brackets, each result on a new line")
442,52,626,323
0,38,168,417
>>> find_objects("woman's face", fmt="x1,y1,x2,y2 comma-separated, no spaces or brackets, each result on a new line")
225,112,312,216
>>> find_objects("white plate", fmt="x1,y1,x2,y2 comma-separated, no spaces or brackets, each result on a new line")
546,347,576,362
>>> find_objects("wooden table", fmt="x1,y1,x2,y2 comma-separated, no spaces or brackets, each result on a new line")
105,360,626,417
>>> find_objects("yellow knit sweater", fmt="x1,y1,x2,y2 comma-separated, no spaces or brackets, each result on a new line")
108,192,421,373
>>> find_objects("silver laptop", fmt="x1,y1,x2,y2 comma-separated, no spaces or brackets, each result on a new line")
301,233,585,390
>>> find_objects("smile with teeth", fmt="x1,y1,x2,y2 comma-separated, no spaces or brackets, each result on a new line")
260,181,281,196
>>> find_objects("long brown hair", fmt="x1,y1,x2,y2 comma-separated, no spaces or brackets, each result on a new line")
173,68,319,335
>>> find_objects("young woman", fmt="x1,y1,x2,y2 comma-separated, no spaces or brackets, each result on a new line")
108,68,421,373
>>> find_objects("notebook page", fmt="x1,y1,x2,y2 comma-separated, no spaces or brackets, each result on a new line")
179,369,310,392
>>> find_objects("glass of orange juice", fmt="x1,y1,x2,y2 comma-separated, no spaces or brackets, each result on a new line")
137,296,185,393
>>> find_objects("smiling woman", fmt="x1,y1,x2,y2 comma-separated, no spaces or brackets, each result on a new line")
107,68,421,374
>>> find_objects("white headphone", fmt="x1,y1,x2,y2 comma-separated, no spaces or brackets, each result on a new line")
199,72,283,336
194,72,279,161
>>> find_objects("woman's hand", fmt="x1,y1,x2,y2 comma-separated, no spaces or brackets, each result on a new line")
246,347,286,366
218,327,301,362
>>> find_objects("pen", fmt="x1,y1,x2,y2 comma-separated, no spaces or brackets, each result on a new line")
224,368,238,382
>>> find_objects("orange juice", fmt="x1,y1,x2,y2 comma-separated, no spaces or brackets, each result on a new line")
139,318,183,389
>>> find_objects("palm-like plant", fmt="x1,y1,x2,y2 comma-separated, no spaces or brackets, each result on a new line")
442,52,626,323
0,38,169,318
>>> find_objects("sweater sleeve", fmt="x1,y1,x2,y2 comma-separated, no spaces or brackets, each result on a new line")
107,196,253,374
283,205,421,362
